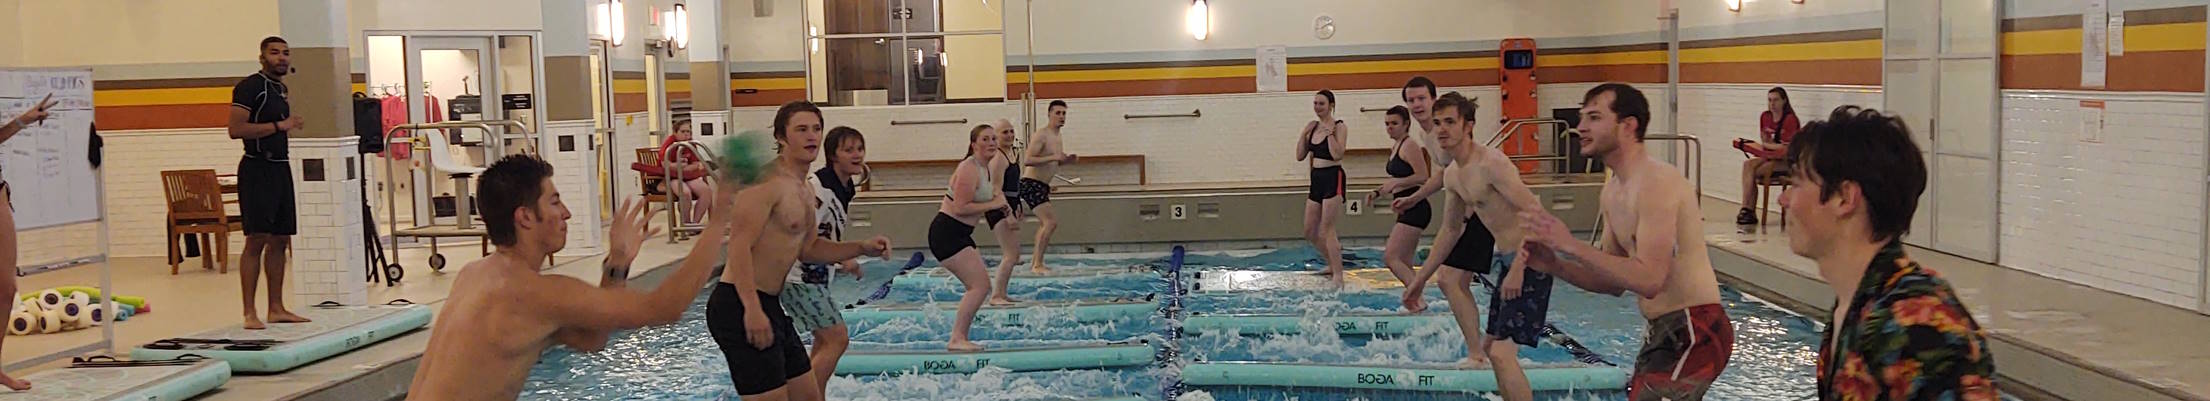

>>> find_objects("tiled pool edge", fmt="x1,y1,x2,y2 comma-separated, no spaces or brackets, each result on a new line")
1707,242,2184,401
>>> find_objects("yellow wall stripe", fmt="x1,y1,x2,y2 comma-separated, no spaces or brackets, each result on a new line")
1016,65,1257,84
1682,39,1883,63
1287,57,1499,75
2004,22,2205,55
93,87,231,107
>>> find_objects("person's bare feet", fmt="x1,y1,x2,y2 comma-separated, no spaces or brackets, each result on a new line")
267,309,312,324
0,372,29,391
987,296,1019,306
947,340,985,352
243,315,266,330
1455,356,1492,370
1030,263,1052,275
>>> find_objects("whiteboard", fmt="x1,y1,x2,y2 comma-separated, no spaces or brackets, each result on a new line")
0,68,100,230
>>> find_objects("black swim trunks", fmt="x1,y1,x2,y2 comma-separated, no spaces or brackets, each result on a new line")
236,158,297,236
1017,177,1052,209
706,283,810,395
928,212,978,261
1442,214,1497,274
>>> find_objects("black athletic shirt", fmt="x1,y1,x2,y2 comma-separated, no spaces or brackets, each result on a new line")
231,72,291,161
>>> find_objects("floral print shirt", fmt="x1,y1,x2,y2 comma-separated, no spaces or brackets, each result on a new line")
1818,240,2000,401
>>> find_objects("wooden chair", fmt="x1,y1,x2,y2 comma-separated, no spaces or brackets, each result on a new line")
1754,168,1791,231
162,169,240,274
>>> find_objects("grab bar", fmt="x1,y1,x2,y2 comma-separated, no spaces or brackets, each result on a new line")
891,118,968,126
1359,107,1391,113
1125,109,1201,119
1644,134,1703,200
659,141,718,243
381,121,498,238
452,119,537,157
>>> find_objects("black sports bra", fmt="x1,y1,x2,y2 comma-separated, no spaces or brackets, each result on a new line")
1385,139,1419,197
1307,120,1342,161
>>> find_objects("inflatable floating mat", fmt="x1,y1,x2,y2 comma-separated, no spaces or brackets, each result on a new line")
130,303,431,372
836,341,1154,375
844,296,1156,326
1179,361,1627,393
0,357,229,401
1181,312,1451,336
891,263,1163,288
1185,269,1410,293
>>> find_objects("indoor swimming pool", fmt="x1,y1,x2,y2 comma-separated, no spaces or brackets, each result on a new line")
514,246,1840,401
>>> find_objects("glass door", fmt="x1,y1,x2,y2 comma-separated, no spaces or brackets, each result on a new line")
590,40,619,221
404,36,501,226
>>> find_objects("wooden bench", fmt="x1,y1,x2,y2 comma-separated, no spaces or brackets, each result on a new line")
861,154,1147,191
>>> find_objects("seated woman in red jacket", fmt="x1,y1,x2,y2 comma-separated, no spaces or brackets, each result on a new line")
1735,87,1799,225
658,120,713,224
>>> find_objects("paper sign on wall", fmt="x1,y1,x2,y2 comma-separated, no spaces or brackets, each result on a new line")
1256,46,1289,93
2080,100,2106,144
2082,0,2108,88
2109,14,2126,56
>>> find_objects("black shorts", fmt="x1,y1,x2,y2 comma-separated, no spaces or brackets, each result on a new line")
985,207,1017,228
237,158,298,236
1442,215,1497,274
1394,189,1432,229
928,212,978,261
1017,178,1052,209
1309,166,1345,202
706,283,810,395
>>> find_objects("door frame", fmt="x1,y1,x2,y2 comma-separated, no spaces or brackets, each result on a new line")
365,30,549,227
2200,4,2209,314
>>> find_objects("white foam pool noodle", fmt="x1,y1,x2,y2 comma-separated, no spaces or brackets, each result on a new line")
6,311,33,335
86,303,106,326
35,289,62,311
58,297,86,325
37,309,62,333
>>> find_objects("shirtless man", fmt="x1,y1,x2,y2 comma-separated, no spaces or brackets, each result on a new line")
708,101,893,401
407,155,733,400
1520,83,1735,401
1017,101,1076,273
1398,93,1550,401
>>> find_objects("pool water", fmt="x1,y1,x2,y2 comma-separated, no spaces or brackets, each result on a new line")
519,246,1832,400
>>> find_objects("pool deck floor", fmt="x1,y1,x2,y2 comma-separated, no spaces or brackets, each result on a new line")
2,194,2202,400
1701,196,2210,401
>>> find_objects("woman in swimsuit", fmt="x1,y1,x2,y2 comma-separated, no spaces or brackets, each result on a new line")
984,120,1024,305
1366,106,1431,287
927,125,1009,352
1296,90,1349,283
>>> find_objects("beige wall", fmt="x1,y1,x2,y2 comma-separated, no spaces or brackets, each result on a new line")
17,0,278,68
0,0,18,66
1002,0,1598,57
943,0,1005,100
726,0,804,65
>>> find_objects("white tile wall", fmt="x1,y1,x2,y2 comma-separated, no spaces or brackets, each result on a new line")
2000,92,2207,310
289,137,370,306
544,119,605,257
93,128,250,258
1667,84,1886,205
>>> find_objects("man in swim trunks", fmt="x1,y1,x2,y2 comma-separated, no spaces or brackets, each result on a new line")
1783,107,1998,400
710,101,892,401
781,125,873,394
1400,92,1551,401
1520,83,1735,401
408,155,735,400
1389,76,1451,212
1019,100,1075,273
